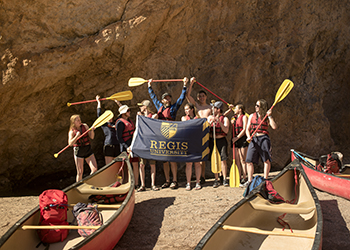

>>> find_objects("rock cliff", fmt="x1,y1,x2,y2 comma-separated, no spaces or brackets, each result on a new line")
1,0,349,194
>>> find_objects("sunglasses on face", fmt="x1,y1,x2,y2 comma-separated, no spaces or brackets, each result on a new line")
255,104,260,107
127,109,130,112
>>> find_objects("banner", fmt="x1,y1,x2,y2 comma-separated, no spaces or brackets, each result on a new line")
130,115,210,162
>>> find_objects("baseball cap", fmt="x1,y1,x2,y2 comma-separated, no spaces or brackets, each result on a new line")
118,105,130,115
161,93,172,100
137,100,151,107
212,101,223,110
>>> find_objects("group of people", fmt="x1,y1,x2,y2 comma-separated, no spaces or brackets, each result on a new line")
67,77,277,190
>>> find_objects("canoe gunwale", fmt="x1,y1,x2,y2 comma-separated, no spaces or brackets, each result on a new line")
0,152,135,249
195,159,323,250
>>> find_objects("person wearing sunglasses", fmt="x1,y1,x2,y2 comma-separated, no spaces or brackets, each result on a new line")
242,99,277,188
116,105,140,188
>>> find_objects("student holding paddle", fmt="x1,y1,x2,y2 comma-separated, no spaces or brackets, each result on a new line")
148,77,188,189
207,101,230,188
68,115,98,182
243,99,277,187
181,103,202,191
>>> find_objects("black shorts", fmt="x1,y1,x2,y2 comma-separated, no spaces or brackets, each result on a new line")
246,134,271,164
234,136,249,148
209,137,228,161
74,145,94,159
104,145,120,157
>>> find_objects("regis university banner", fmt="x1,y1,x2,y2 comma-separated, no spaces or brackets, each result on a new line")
130,115,209,162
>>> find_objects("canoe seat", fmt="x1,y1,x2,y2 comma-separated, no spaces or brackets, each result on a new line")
249,195,315,214
76,182,131,195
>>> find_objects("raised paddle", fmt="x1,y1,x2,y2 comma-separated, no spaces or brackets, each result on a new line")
249,79,294,139
67,91,133,107
128,77,183,87
54,110,114,158
229,143,240,187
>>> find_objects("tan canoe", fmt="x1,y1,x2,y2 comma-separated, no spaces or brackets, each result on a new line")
195,159,323,250
0,152,135,250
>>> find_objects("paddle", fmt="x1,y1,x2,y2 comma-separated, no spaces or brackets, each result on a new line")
249,79,294,139
290,149,315,168
128,77,183,87
211,111,222,174
67,91,133,107
22,225,101,230
54,110,114,158
229,143,240,187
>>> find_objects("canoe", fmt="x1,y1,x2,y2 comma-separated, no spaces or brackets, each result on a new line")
0,152,135,250
195,159,323,250
291,149,350,200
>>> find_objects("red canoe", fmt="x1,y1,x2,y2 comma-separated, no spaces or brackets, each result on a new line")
291,150,350,200
0,152,135,250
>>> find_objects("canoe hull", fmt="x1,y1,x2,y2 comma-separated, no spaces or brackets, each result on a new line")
291,150,350,200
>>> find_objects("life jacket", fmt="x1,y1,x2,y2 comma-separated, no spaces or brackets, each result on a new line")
117,118,135,142
233,114,244,136
157,106,173,120
250,112,269,135
210,115,227,136
185,115,198,120
73,125,90,147
146,113,153,118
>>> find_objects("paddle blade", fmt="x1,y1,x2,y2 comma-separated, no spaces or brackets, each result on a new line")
107,91,133,101
128,77,147,87
92,110,114,128
211,142,222,174
229,160,240,187
273,79,294,106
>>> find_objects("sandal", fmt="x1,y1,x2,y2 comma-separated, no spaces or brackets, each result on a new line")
152,185,160,191
137,186,146,192
185,183,191,191
195,183,202,190
170,181,179,189
161,182,171,188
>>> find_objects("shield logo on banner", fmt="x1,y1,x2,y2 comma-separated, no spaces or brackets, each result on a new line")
160,122,178,139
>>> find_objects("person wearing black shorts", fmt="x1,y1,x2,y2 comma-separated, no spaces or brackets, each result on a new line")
244,99,277,187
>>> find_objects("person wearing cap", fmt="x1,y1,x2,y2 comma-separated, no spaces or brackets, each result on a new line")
186,77,212,184
147,77,188,189
207,101,230,188
116,105,140,187
96,95,121,166
136,100,159,192
243,99,277,188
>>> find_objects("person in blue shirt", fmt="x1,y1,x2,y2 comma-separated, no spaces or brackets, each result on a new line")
147,77,188,189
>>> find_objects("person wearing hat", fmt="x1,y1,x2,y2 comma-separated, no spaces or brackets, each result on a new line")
207,101,230,188
148,77,188,189
116,104,140,187
96,95,121,166
136,100,159,192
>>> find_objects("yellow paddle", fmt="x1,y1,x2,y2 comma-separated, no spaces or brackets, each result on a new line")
250,79,294,138
229,143,240,187
67,91,133,106
211,115,222,174
128,77,183,87
54,110,114,158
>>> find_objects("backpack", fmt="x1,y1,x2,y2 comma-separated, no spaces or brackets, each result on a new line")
38,189,69,243
73,203,103,237
260,180,285,204
243,175,265,197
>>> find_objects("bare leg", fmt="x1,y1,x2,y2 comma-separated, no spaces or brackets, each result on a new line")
105,156,114,165
239,147,248,180
200,161,205,178
85,154,98,175
246,162,254,182
150,164,156,186
74,156,85,182
186,162,192,184
132,161,139,186
221,160,228,179
194,162,201,184
263,160,271,179
163,162,170,182
170,162,177,182
235,147,243,178
139,163,146,187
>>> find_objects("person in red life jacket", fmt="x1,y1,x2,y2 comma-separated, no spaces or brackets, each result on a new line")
207,101,230,188
136,100,160,192
181,103,202,191
243,99,277,188
68,114,98,182
147,77,188,190
116,105,140,188
96,95,121,166
186,77,212,184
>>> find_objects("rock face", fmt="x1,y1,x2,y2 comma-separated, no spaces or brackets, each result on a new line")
1,0,350,194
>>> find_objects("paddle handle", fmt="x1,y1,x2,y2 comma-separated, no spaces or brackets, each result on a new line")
67,98,109,107
249,105,275,139
54,128,91,158
291,150,315,168
22,225,100,230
